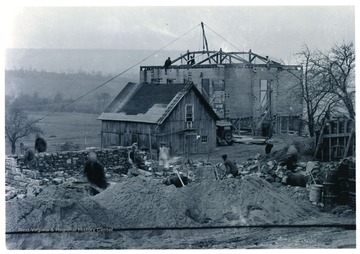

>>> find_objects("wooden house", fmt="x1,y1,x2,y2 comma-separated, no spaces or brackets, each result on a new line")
98,82,220,155
140,49,303,135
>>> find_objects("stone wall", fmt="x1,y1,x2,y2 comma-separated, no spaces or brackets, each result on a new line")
5,147,131,200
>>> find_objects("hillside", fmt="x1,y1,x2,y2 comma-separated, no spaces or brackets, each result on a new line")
5,69,131,100
5,48,183,79
4,48,188,101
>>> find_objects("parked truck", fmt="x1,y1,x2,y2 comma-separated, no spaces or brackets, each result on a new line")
216,121,234,146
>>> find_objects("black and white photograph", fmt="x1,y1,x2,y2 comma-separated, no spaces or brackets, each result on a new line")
2,1,357,250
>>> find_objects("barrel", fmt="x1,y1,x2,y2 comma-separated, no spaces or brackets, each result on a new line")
348,192,356,208
338,177,349,205
348,164,355,180
348,163,355,207
309,184,323,203
323,182,337,207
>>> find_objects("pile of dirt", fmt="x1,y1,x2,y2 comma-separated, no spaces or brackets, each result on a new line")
6,196,111,233
7,175,318,235
94,176,317,228
36,181,86,200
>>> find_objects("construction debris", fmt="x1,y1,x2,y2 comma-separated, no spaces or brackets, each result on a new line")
233,134,266,144
5,136,356,249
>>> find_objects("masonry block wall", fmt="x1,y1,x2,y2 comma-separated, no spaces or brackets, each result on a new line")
140,65,303,117
5,147,131,199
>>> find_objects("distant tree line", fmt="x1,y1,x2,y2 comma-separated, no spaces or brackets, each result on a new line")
5,69,120,154
5,91,112,114
5,68,131,114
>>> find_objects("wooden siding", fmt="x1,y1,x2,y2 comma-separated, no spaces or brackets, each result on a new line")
159,88,217,155
101,121,158,149
101,88,217,155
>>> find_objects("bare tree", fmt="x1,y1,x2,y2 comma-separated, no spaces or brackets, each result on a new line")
312,42,355,120
295,45,335,136
5,108,43,154
295,42,355,136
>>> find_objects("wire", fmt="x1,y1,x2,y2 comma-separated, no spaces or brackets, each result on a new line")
23,23,201,126
204,23,243,52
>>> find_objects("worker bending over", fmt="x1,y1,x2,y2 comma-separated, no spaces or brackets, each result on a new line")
222,154,239,178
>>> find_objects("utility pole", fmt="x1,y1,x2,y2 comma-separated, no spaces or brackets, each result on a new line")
201,22,211,64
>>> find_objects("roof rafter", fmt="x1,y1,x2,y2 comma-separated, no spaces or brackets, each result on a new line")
169,49,283,66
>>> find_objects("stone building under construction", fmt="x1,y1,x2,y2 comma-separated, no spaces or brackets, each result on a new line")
140,49,303,135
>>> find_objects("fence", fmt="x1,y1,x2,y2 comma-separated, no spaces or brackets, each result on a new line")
315,118,355,162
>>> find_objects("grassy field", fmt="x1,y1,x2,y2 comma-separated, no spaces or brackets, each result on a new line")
5,111,102,155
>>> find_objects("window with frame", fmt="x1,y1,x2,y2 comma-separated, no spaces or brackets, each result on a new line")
185,104,194,129
185,104,194,122
185,121,193,129
260,80,268,107
213,80,225,91
201,135,208,143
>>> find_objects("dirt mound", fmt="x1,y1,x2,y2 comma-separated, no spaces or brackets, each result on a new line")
6,175,320,249
36,181,86,200
7,176,317,231
93,176,316,228
6,196,113,233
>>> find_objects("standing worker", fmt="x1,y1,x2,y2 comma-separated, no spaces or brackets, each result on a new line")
265,142,274,154
35,135,47,153
164,57,172,74
222,154,239,178
24,147,37,168
84,152,108,195
188,55,195,65
158,142,170,169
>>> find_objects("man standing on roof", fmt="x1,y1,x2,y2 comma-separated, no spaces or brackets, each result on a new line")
164,57,172,74
188,55,195,65
222,154,239,178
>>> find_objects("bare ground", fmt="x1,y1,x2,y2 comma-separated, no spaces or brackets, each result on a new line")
5,134,356,249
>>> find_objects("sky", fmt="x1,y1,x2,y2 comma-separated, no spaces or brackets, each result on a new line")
3,3,356,64
0,2,359,253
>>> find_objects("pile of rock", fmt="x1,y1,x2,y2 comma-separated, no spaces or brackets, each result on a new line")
6,175,44,201
229,152,326,187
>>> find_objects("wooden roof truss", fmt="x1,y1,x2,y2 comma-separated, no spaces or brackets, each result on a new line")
171,49,282,66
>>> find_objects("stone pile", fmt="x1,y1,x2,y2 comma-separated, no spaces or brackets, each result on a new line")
6,175,319,249
5,147,134,200
233,153,325,186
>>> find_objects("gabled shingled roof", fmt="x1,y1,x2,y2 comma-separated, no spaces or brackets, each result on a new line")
98,82,219,124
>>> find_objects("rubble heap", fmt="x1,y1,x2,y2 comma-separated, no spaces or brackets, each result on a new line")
7,175,317,236
94,176,317,227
